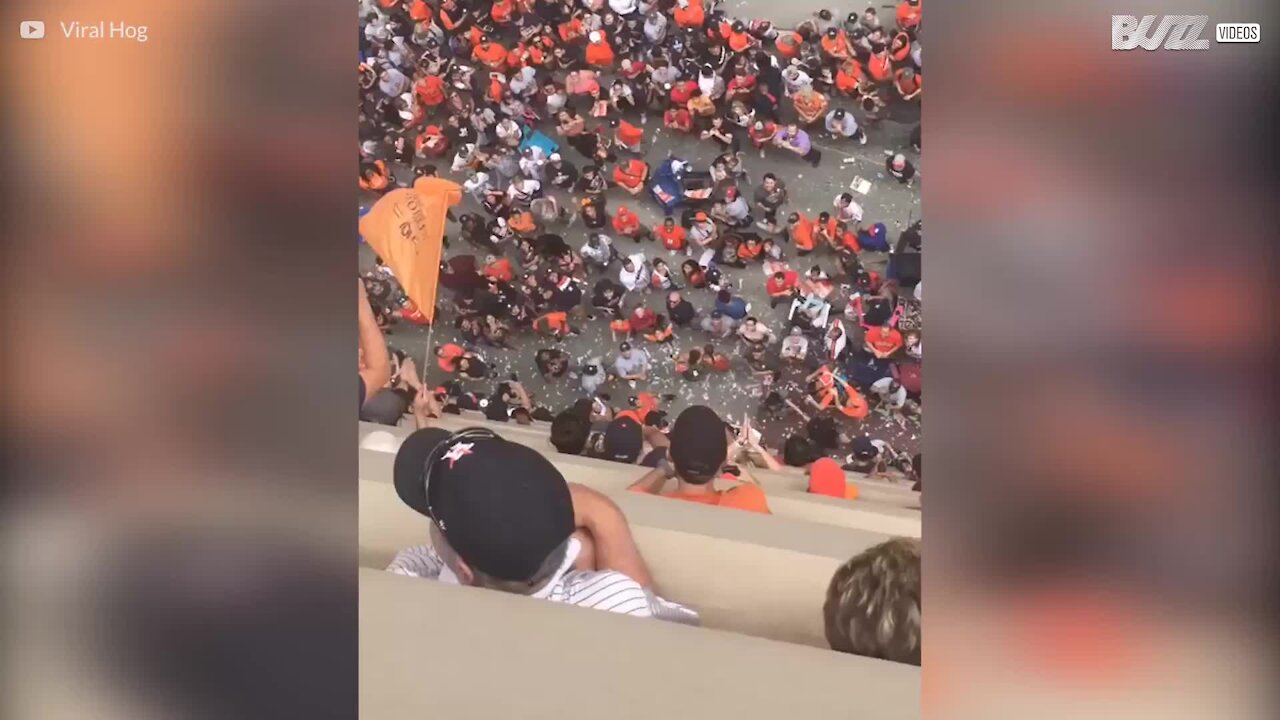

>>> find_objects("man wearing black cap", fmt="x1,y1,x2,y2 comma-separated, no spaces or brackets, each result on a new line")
587,415,645,464
388,427,699,623
627,406,772,514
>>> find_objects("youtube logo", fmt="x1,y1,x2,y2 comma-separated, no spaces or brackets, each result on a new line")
20,20,45,39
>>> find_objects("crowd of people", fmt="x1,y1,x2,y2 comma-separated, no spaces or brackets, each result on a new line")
358,0,922,666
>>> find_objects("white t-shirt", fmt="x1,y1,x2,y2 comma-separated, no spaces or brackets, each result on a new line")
389,537,698,624
870,377,907,409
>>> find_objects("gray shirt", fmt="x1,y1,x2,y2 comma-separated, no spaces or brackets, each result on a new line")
614,351,649,378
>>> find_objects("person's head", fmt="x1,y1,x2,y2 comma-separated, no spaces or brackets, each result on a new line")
394,429,576,593
762,173,777,190
599,417,644,463
653,258,668,271
808,266,823,278
899,67,915,81
695,211,709,224
668,406,729,484
818,211,831,224
622,257,635,271
888,380,902,395
892,153,906,170
753,120,765,132
716,289,732,304
786,123,799,134
824,538,921,665
619,341,633,358
838,193,853,207
550,410,590,454
826,27,839,40
744,317,758,332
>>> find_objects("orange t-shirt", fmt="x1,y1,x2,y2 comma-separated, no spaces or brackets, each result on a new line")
835,62,863,94
868,53,893,82
895,69,922,97
657,479,771,514
473,42,508,70
673,0,706,28
616,121,644,147
491,0,515,24
866,326,904,355
657,225,687,251
415,75,446,106
409,0,433,22
791,216,816,250
484,258,514,282
585,40,616,67
613,209,641,234
613,160,647,190
775,32,802,59
897,1,923,30
437,343,465,372
538,312,570,334
821,33,851,60
508,211,537,235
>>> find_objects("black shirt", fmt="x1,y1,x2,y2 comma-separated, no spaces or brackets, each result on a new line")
667,299,696,326
548,161,579,189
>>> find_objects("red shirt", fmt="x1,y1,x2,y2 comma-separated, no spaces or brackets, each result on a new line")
612,159,648,190
669,80,697,105
613,208,641,234
663,108,693,132
866,326,904,356
766,271,800,295
629,309,658,332
657,225,687,251
415,75,446,106
616,120,644,147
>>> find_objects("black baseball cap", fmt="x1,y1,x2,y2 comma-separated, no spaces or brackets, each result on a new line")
601,417,643,463
850,435,879,461
393,428,574,582
669,405,728,480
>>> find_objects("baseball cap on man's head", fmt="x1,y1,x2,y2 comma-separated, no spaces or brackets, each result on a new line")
669,405,728,481
808,458,860,500
393,428,574,582
849,435,879,462
601,417,643,463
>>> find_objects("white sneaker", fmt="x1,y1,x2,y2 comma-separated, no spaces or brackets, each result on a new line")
859,133,867,145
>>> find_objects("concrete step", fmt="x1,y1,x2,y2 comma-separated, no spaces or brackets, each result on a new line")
361,568,920,720
361,446,919,537
362,419,922,510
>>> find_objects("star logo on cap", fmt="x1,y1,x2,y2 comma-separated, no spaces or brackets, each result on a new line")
442,442,475,468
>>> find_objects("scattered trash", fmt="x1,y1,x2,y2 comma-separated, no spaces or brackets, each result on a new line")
849,176,872,195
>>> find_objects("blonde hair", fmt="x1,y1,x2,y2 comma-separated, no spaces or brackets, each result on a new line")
823,538,921,665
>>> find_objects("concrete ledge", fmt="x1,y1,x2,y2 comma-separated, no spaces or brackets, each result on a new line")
361,568,921,720
360,443,919,536
360,420,922,510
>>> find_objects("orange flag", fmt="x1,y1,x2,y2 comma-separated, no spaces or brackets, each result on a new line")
359,176,462,324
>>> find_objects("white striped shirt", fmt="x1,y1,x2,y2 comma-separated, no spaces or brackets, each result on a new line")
387,537,700,626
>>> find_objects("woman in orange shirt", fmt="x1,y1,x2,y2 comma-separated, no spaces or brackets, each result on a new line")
835,59,864,96
820,28,853,62
890,31,912,63
792,86,830,126
864,325,904,358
